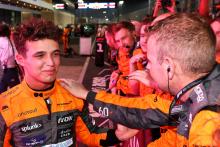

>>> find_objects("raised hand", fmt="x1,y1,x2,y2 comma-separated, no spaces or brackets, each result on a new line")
129,70,158,88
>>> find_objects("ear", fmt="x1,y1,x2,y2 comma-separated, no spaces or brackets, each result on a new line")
15,54,25,67
131,31,137,40
162,56,175,80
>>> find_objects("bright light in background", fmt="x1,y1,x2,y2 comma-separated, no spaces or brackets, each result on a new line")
119,0,124,5
105,18,109,21
103,11,106,14
78,0,84,2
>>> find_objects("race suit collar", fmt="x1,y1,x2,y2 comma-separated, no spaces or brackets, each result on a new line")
22,80,56,99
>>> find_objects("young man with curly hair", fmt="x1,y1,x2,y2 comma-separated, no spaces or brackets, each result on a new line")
0,18,121,147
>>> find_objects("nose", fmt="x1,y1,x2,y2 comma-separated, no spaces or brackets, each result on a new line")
47,55,55,66
121,40,127,48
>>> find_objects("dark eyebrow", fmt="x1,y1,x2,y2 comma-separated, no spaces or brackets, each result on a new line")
33,51,45,56
53,49,61,53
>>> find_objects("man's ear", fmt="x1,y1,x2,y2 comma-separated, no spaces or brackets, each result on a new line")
162,57,175,80
15,54,24,67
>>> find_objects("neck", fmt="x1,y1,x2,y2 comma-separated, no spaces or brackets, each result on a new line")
25,77,54,91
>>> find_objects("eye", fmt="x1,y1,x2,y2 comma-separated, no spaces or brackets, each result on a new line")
53,51,60,56
34,53,44,58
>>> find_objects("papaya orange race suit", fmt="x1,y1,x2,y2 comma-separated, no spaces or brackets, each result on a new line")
86,64,220,146
116,47,145,95
0,80,120,147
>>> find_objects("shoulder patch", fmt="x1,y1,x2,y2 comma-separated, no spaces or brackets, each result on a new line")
0,84,22,99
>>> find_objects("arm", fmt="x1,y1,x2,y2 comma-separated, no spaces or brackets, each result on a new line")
128,54,147,95
108,70,119,94
153,0,162,17
60,79,172,129
75,102,121,146
87,91,171,129
0,114,12,147
198,0,210,18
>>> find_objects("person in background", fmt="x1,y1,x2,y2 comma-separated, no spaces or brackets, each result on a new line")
0,18,122,147
0,22,20,93
62,24,71,57
61,13,220,146
109,21,141,96
131,20,142,41
211,17,220,63
153,0,176,18
104,23,118,67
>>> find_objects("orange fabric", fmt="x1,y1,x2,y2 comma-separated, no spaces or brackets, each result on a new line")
96,91,171,114
116,48,131,94
133,48,145,70
116,47,146,95
189,111,220,146
95,91,219,146
0,81,107,146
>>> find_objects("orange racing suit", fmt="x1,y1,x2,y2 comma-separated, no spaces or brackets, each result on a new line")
86,64,220,146
116,47,144,95
0,80,120,147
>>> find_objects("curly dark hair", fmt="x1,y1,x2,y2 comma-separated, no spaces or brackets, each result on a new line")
0,22,10,37
13,18,62,56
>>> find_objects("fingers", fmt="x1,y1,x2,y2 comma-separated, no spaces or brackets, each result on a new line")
130,54,146,64
129,70,147,79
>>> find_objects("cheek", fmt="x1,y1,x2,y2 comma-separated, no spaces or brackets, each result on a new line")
54,58,60,66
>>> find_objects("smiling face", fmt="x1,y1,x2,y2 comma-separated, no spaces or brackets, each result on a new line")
114,28,135,49
16,39,60,90
105,31,118,49
140,25,150,53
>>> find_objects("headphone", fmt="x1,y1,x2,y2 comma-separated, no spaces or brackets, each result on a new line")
167,66,171,72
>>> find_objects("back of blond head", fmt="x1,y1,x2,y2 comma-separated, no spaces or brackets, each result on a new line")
150,13,216,75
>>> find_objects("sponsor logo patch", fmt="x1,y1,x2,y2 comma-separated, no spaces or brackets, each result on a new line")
57,113,74,125
194,86,205,103
58,128,73,139
22,135,46,146
57,101,72,106
17,108,37,117
20,121,43,133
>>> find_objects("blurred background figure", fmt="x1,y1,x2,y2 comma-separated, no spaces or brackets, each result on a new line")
211,17,220,63
62,24,72,57
0,22,20,93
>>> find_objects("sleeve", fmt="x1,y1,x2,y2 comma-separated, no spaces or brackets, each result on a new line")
86,91,172,129
75,102,121,146
0,113,12,147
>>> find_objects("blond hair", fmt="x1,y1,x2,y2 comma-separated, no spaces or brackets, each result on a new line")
149,13,216,75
